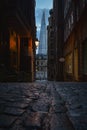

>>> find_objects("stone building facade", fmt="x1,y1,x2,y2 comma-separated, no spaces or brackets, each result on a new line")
64,0,87,81
36,54,47,80
47,9,56,81
0,0,36,81
47,0,64,81
48,0,87,81
53,0,64,81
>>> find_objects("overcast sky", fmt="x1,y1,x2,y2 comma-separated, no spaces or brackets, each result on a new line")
36,0,53,9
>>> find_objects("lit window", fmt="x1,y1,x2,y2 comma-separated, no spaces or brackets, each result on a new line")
83,42,87,74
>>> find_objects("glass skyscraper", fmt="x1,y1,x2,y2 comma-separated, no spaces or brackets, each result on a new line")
38,10,47,55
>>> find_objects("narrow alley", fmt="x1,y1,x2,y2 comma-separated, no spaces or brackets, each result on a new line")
0,81,87,130
0,1,87,130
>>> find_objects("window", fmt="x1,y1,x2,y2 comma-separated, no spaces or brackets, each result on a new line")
65,53,73,74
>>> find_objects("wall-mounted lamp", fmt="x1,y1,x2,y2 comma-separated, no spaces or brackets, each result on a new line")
59,57,65,62
35,38,40,48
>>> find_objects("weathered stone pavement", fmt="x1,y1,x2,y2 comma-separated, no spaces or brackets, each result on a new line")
0,81,87,130
53,82,87,130
0,82,50,130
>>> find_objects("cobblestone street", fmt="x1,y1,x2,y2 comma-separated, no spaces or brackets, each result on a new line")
0,81,87,130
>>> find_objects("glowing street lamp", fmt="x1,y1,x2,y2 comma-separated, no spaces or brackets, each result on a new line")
35,38,40,48
35,38,40,79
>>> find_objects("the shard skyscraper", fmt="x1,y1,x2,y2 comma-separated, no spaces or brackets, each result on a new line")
38,10,47,55
36,10,47,80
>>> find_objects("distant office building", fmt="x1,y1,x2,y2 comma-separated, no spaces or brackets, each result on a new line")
36,54,47,80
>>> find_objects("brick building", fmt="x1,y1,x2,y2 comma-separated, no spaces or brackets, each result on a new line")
0,0,36,81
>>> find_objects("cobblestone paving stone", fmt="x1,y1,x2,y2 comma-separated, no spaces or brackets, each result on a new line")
53,82,87,130
0,82,51,130
0,81,87,130
42,82,75,130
